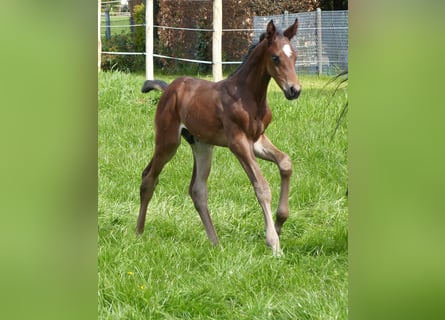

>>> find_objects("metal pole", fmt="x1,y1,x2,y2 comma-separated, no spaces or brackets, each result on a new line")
316,8,322,76
212,0,223,82
146,0,154,80
105,6,111,40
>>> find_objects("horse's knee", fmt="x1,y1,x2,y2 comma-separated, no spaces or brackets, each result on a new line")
140,174,158,197
189,182,207,205
189,185,198,200
279,155,292,178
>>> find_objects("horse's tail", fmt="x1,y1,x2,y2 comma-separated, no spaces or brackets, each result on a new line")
141,80,169,93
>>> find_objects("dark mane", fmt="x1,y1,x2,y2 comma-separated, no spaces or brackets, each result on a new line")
228,32,266,77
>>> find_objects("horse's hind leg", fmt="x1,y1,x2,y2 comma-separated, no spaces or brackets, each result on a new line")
189,141,218,245
136,127,180,234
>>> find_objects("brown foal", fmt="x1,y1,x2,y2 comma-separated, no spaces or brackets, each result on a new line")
136,19,301,255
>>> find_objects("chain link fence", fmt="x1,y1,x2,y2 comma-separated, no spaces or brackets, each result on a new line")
254,10,348,75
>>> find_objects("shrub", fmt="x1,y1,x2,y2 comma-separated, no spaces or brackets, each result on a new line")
101,4,146,72
132,3,145,53
101,32,144,72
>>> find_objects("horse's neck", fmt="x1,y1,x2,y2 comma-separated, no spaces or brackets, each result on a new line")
231,43,270,105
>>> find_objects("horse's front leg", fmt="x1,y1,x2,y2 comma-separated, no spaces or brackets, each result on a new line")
253,134,292,235
228,133,282,256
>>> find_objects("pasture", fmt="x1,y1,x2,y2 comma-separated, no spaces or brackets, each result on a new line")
98,71,348,319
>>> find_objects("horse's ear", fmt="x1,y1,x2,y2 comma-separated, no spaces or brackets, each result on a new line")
283,18,299,40
266,20,276,44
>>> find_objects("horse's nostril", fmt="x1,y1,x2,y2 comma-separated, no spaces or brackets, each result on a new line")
289,86,301,99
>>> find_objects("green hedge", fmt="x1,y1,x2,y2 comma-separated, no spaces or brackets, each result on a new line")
101,32,144,72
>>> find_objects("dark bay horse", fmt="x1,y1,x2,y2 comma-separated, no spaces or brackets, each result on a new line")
136,19,301,255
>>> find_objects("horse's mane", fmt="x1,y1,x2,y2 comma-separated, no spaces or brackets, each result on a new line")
228,32,266,77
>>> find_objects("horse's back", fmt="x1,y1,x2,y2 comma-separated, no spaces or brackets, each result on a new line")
169,76,217,94
164,76,222,110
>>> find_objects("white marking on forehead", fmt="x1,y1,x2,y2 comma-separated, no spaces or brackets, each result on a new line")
283,44,292,58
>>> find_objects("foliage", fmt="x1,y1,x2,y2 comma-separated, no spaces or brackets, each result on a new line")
128,0,144,19
133,3,145,53
318,0,348,11
101,4,146,72
98,72,348,319
193,22,211,74
101,32,144,72
247,0,319,15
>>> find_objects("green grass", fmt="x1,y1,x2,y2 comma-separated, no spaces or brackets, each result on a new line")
98,71,348,319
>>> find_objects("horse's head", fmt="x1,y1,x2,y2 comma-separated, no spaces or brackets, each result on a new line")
264,19,301,100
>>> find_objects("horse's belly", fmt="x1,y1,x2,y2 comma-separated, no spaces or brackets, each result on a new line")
179,105,226,146
176,79,228,146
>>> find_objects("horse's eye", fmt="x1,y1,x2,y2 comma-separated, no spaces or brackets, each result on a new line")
272,55,280,63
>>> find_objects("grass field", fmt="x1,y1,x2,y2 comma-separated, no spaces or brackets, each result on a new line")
98,71,348,319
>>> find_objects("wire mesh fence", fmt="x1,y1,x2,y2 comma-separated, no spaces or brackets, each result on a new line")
254,10,348,75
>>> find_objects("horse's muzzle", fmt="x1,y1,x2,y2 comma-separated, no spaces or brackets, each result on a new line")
285,85,301,100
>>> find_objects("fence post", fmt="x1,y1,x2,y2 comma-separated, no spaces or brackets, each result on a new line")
316,8,322,76
146,0,154,80
98,1,101,71
105,6,111,40
212,0,223,82
283,10,288,28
